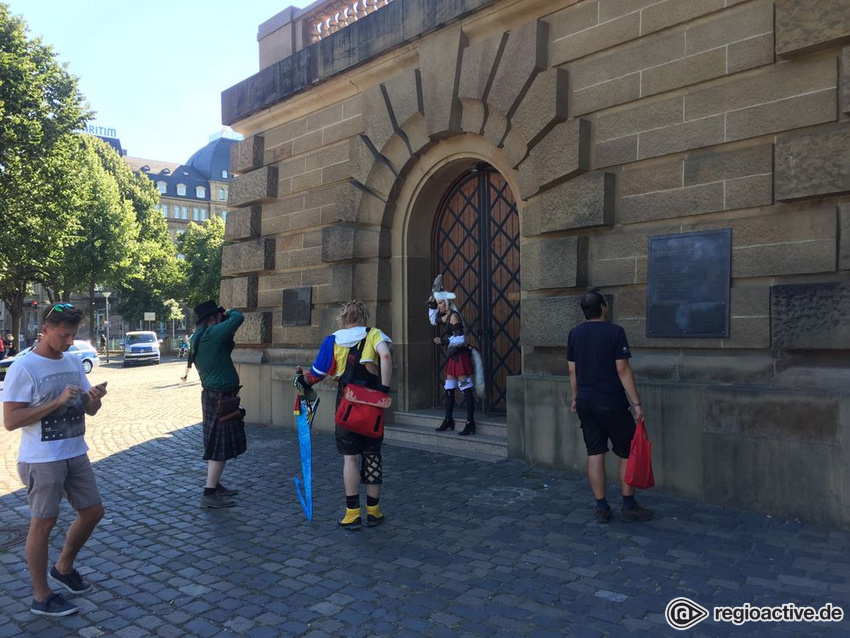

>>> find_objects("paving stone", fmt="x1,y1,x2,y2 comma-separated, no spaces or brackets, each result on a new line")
0,361,849,635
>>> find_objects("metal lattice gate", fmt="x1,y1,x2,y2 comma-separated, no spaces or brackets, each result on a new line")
432,167,521,414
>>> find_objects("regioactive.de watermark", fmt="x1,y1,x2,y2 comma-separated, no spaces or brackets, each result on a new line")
665,597,844,631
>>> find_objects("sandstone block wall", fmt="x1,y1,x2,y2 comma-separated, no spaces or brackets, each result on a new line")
223,0,850,526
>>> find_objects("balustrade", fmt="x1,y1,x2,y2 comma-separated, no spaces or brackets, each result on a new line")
307,0,393,43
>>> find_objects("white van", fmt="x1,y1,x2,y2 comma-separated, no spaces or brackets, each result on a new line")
123,331,161,366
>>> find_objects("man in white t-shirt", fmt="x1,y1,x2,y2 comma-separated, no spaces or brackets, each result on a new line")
3,303,108,617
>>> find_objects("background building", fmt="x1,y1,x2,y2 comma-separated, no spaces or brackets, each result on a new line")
220,0,850,528
126,131,238,244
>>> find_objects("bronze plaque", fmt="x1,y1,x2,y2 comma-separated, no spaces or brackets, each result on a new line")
646,229,731,338
281,287,312,327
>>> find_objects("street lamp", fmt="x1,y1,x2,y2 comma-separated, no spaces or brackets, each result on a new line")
102,291,111,363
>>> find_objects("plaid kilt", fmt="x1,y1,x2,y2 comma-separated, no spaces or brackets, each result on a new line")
201,388,247,461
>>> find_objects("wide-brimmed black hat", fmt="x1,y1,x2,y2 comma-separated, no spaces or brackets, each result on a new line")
193,300,224,324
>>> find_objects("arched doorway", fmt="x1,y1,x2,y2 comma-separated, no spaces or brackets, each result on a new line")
432,165,521,414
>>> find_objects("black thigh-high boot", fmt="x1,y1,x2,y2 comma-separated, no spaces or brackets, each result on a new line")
436,389,455,431
459,388,476,435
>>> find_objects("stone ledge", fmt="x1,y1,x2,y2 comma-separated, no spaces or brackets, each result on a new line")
224,205,261,241
221,238,276,276
229,166,279,208
220,276,258,310
230,136,265,175
234,312,273,345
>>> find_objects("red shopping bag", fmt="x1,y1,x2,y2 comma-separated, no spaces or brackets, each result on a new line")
625,419,655,489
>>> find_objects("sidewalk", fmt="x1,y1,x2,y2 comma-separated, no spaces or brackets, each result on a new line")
0,422,848,637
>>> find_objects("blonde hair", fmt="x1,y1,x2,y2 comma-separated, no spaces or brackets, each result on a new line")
337,300,370,327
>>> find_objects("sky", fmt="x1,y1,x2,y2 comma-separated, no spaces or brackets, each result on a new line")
5,0,313,163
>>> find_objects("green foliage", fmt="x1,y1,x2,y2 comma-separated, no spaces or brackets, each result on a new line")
176,217,225,308
83,136,181,326
0,4,91,337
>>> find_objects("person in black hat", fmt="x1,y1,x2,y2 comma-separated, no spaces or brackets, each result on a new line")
184,300,245,508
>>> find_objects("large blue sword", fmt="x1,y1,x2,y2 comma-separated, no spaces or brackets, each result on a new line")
292,369,319,521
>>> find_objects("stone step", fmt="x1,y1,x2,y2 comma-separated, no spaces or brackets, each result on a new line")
384,411,507,462
392,410,507,437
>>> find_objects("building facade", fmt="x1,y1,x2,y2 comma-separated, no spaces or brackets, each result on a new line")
126,134,237,243
221,0,850,527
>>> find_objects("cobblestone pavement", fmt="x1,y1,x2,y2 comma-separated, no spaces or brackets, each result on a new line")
0,359,848,637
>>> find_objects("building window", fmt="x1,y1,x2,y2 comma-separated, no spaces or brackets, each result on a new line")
220,210,228,222
196,186,205,198
157,181,167,194
177,183,186,196
222,169,228,179
201,209,208,220
218,188,225,200
181,206,188,219
193,208,200,221
160,205,167,218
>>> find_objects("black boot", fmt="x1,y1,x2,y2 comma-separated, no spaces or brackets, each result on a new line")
435,418,455,431
459,420,476,436
436,389,456,431
459,388,475,436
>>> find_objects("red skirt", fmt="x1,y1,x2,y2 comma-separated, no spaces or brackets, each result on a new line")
445,348,474,377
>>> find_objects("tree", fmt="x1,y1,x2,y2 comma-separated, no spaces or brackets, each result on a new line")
0,4,91,338
176,217,225,308
85,136,180,328
47,136,138,334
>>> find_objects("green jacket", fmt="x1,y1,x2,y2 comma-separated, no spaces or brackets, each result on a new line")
191,309,244,390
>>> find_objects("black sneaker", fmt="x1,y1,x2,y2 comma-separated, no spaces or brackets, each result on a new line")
49,565,93,594
621,504,654,522
31,592,78,617
215,483,239,497
200,493,235,508
594,507,613,523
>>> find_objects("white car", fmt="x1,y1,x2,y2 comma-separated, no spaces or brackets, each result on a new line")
122,331,161,366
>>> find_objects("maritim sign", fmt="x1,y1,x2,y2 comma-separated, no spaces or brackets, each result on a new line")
84,124,118,138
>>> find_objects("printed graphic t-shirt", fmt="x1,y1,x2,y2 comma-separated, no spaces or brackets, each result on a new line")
2,350,91,463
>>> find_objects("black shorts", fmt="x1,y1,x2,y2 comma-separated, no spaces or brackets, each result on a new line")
576,400,636,458
335,425,383,456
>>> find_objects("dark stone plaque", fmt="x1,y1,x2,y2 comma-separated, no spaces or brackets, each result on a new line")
281,287,312,327
647,229,731,338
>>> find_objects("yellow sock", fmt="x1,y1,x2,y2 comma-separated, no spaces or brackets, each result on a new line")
339,507,362,526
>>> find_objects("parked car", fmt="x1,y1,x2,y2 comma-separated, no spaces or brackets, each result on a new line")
123,331,161,366
69,340,100,374
0,340,99,381
0,346,33,383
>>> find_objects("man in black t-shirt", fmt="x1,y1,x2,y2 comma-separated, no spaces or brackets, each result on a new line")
567,289,654,524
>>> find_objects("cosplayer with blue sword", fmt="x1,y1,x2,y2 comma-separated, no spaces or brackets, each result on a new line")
293,301,392,528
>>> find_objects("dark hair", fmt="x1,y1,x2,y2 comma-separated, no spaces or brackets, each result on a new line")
42,303,84,327
579,289,607,320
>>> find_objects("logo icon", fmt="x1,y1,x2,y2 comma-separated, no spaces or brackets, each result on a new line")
666,597,709,630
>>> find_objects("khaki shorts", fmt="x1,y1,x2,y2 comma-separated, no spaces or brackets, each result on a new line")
17,454,102,519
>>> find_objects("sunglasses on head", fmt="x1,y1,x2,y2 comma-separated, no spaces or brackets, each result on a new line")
45,303,74,320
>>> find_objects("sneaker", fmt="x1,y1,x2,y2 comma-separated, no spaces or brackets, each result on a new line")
594,507,613,523
31,592,78,617
49,565,93,594
215,483,239,497
621,504,654,522
200,493,235,509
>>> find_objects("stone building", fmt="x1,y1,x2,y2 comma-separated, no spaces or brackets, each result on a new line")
221,0,850,527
